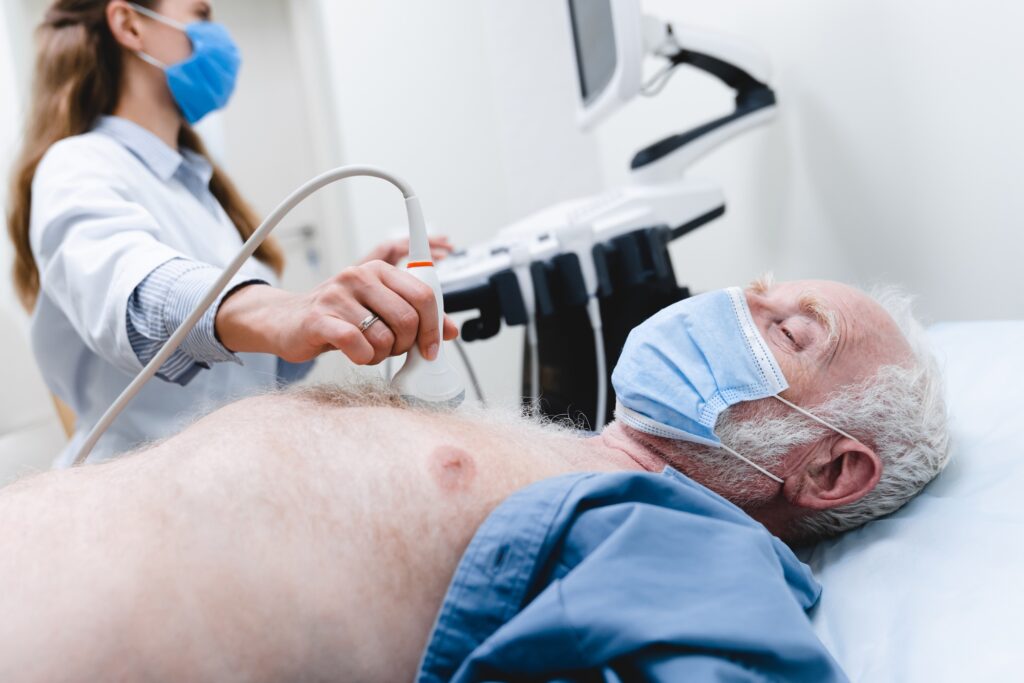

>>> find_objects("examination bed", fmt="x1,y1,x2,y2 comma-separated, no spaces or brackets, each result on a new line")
807,321,1024,680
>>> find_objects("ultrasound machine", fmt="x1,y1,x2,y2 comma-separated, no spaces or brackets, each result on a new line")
437,0,778,429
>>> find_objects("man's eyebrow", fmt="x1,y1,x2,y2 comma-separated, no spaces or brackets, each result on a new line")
749,272,775,294
798,293,841,361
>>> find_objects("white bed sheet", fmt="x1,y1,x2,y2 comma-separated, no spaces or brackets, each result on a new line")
806,321,1024,681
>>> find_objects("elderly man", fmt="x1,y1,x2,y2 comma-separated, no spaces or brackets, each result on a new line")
0,279,948,682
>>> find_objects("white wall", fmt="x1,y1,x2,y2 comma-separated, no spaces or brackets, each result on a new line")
0,0,21,320
312,1,603,251
207,0,340,294
0,0,68,477
597,0,1024,322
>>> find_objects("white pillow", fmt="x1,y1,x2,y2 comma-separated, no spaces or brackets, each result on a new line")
807,321,1024,681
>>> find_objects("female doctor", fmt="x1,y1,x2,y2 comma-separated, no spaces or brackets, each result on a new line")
6,0,458,465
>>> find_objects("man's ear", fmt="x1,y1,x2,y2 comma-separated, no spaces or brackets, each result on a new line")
784,437,882,511
106,1,145,52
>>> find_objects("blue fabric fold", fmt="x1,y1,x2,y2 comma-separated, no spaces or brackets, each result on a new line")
417,467,847,683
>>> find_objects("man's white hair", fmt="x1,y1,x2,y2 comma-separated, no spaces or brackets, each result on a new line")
786,285,951,540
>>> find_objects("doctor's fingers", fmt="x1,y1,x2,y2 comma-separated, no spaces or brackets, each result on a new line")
359,235,454,266
306,286,395,363
353,304,398,364
428,235,455,261
352,282,422,356
311,316,377,365
442,315,459,341
373,264,443,360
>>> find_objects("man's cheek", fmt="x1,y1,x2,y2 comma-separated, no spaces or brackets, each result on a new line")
777,361,814,404
726,398,782,424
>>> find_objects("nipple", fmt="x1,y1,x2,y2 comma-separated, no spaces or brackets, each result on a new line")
428,445,476,493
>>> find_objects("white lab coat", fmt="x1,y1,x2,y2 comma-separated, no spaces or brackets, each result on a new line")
30,129,279,466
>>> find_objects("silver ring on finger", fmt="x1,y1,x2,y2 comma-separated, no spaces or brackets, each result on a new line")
358,313,381,333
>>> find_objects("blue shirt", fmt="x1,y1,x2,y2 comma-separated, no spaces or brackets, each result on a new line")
93,116,312,386
417,468,847,682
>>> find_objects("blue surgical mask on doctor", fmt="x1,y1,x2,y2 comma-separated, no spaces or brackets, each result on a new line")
612,287,859,484
128,2,241,125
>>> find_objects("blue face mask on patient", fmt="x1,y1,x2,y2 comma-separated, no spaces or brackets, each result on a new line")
129,3,242,125
612,287,858,484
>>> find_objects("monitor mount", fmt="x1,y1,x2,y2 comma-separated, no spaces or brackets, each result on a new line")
629,19,777,186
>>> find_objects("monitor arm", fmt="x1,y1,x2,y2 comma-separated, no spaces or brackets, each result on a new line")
630,19,778,185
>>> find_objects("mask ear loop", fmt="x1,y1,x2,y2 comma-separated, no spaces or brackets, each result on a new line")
128,2,189,31
718,442,785,484
716,396,862,487
773,395,860,443
128,3,189,70
134,50,168,69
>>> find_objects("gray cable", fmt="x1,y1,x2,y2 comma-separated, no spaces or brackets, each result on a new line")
452,338,486,406
588,299,608,433
525,320,540,415
72,165,416,466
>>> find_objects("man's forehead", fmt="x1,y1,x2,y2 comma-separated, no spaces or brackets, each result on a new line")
758,279,877,321
766,278,850,298
791,280,901,338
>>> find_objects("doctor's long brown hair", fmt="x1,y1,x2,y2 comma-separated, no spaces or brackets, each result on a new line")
6,0,284,311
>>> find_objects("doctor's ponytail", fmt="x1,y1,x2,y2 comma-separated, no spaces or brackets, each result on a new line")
6,0,284,311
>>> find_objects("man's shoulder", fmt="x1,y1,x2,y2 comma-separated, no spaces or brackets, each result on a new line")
419,467,839,682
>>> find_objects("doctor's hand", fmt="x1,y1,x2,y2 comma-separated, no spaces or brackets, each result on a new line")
360,235,454,266
215,260,459,366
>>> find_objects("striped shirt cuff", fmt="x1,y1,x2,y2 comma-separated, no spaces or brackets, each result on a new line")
127,258,267,385
167,263,264,366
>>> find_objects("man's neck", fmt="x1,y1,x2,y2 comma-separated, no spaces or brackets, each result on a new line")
586,421,668,473
587,422,801,542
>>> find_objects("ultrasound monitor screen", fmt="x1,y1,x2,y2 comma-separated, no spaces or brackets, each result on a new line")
568,0,617,104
